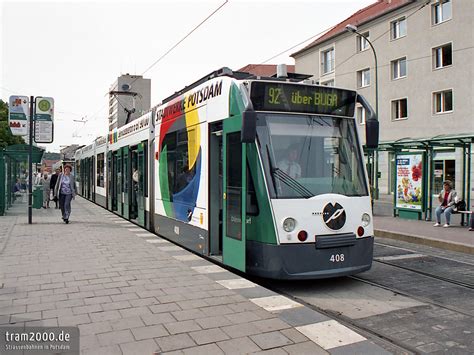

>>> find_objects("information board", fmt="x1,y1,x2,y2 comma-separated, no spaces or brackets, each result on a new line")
8,96,29,136
34,97,54,143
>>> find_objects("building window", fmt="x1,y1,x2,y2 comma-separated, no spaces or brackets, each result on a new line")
357,32,370,52
357,68,370,88
357,106,367,125
321,79,334,87
432,0,452,25
391,57,407,79
391,17,407,40
433,43,452,69
392,98,408,120
433,90,453,114
321,48,335,74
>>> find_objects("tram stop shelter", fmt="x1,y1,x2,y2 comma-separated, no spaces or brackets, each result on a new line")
375,133,473,224
0,144,44,216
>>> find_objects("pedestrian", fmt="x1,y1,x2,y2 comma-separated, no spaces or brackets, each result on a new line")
40,172,51,208
434,180,457,228
50,167,61,209
54,164,77,224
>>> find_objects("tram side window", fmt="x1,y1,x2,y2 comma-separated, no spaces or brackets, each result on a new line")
162,127,198,197
96,153,105,187
247,164,259,216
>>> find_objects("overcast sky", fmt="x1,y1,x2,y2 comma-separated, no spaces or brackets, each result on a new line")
1,0,373,151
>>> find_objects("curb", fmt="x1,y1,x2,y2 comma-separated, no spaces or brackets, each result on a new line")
375,229,474,255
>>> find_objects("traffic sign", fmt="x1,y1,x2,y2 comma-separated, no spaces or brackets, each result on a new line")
8,96,29,136
34,97,54,143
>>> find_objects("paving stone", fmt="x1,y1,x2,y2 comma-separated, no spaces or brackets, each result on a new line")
80,334,100,350
252,318,291,332
120,339,159,355
221,322,263,338
283,341,328,354
131,324,169,340
155,333,196,352
82,345,122,355
195,315,233,329
280,328,309,344
164,320,202,335
110,316,146,331
189,327,230,345
129,297,159,307
330,340,392,355
216,336,260,354
101,300,132,311
172,309,206,321
84,295,112,305
277,307,330,327
119,306,152,318
141,312,176,325
250,331,293,349
79,321,113,336
72,304,103,315
225,311,262,324
90,310,122,322
149,303,181,314
27,302,56,312
57,313,91,326
97,329,134,346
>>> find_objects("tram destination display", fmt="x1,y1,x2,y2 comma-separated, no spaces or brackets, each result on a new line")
250,82,357,117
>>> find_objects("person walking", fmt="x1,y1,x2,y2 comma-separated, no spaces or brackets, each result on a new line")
54,164,77,224
434,180,457,228
50,167,61,209
40,172,51,208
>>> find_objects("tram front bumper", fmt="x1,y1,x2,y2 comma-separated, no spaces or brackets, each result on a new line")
246,236,374,280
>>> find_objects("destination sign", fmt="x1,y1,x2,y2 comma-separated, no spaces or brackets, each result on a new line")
250,82,357,117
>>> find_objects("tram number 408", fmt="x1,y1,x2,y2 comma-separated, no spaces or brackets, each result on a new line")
330,254,345,263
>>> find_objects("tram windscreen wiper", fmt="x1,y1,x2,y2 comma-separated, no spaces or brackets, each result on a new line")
272,168,313,199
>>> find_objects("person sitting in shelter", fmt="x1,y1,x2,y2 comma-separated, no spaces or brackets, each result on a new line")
277,145,301,179
434,180,457,228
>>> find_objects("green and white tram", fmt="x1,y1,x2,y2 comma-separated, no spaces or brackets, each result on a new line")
77,67,379,279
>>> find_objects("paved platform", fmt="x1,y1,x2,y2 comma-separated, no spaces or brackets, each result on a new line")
374,216,474,255
0,197,389,355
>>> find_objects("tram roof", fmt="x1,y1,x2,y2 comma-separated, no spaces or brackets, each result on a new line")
377,133,474,151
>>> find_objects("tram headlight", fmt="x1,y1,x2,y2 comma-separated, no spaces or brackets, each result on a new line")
361,213,371,227
282,217,296,232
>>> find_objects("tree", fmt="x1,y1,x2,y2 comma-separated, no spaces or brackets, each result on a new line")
0,99,25,149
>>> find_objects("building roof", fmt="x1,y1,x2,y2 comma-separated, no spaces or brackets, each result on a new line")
237,64,295,77
291,0,413,57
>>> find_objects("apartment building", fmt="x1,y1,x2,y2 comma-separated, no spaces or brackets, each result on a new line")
108,74,151,131
292,0,473,200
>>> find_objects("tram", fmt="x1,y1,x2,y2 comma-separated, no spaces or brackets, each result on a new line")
76,67,379,279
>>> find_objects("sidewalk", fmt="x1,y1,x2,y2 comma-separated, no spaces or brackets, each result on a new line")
373,193,474,254
0,197,389,355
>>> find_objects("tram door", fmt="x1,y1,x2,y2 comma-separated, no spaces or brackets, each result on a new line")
123,146,130,219
137,142,146,227
107,152,111,209
116,149,123,215
222,117,247,272
110,152,117,211
91,156,95,202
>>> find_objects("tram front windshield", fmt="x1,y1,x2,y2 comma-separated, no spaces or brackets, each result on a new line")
258,113,368,198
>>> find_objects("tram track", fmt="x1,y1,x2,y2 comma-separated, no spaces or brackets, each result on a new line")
255,278,417,355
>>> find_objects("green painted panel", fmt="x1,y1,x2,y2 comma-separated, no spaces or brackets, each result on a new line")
117,149,123,215
246,144,277,244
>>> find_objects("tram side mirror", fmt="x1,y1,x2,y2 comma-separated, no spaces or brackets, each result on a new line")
357,94,379,149
241,110,257,143
365,119,379,149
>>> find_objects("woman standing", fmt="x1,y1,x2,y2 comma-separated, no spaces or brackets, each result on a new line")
40,172,51,208
54,164,77,224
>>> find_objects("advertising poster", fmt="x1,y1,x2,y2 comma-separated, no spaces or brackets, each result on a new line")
396,154,423,210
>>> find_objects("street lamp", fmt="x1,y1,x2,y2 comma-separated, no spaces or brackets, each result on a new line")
346,24,379,198
345,24,378,119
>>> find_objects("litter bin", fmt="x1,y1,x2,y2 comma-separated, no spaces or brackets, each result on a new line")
33,186,43,209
